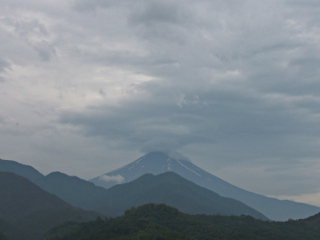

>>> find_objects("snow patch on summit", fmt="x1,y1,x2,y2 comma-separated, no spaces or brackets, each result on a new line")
167,158,173,171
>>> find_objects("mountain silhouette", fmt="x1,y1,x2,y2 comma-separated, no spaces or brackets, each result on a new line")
0,172,99,240
90,151,320,221
94,172,267,219
0,158,266,220
0,158,44,183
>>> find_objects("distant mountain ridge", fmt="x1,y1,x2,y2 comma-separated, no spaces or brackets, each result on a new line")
0,158,44,183
94,172,267,219
0,158,266,220
1,154,320,221
90,151,320,221
38,172,266,219
36,171,110,210
0,172,99,240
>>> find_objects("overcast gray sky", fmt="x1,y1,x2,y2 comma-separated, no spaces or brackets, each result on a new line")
1,0,320,206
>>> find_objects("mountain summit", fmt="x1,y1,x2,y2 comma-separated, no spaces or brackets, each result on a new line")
90,151,320,221
90,151,206,188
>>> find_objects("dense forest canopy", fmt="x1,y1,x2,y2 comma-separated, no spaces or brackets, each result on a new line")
45,204,320,240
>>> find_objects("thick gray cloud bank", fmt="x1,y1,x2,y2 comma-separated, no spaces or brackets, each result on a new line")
1,0,320,205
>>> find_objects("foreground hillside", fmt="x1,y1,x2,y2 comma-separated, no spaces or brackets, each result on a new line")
0,233,7,240
46,203,320,240
0,172,100,240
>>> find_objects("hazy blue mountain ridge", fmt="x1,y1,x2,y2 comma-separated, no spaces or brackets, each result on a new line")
90,151,320,221
0,158,44,183
1,155,320,221
93,172,267,219
0,158,266,220
36,171,110,210
0,172,100,240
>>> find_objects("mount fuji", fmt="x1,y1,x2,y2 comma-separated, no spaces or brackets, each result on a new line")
90,151,320,221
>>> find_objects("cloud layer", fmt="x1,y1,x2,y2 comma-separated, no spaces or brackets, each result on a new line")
1,0,320,205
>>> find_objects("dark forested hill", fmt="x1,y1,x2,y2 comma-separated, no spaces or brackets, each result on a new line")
46,203,320,240
0,218,25,240
0,172,100,240
0,232,8,240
